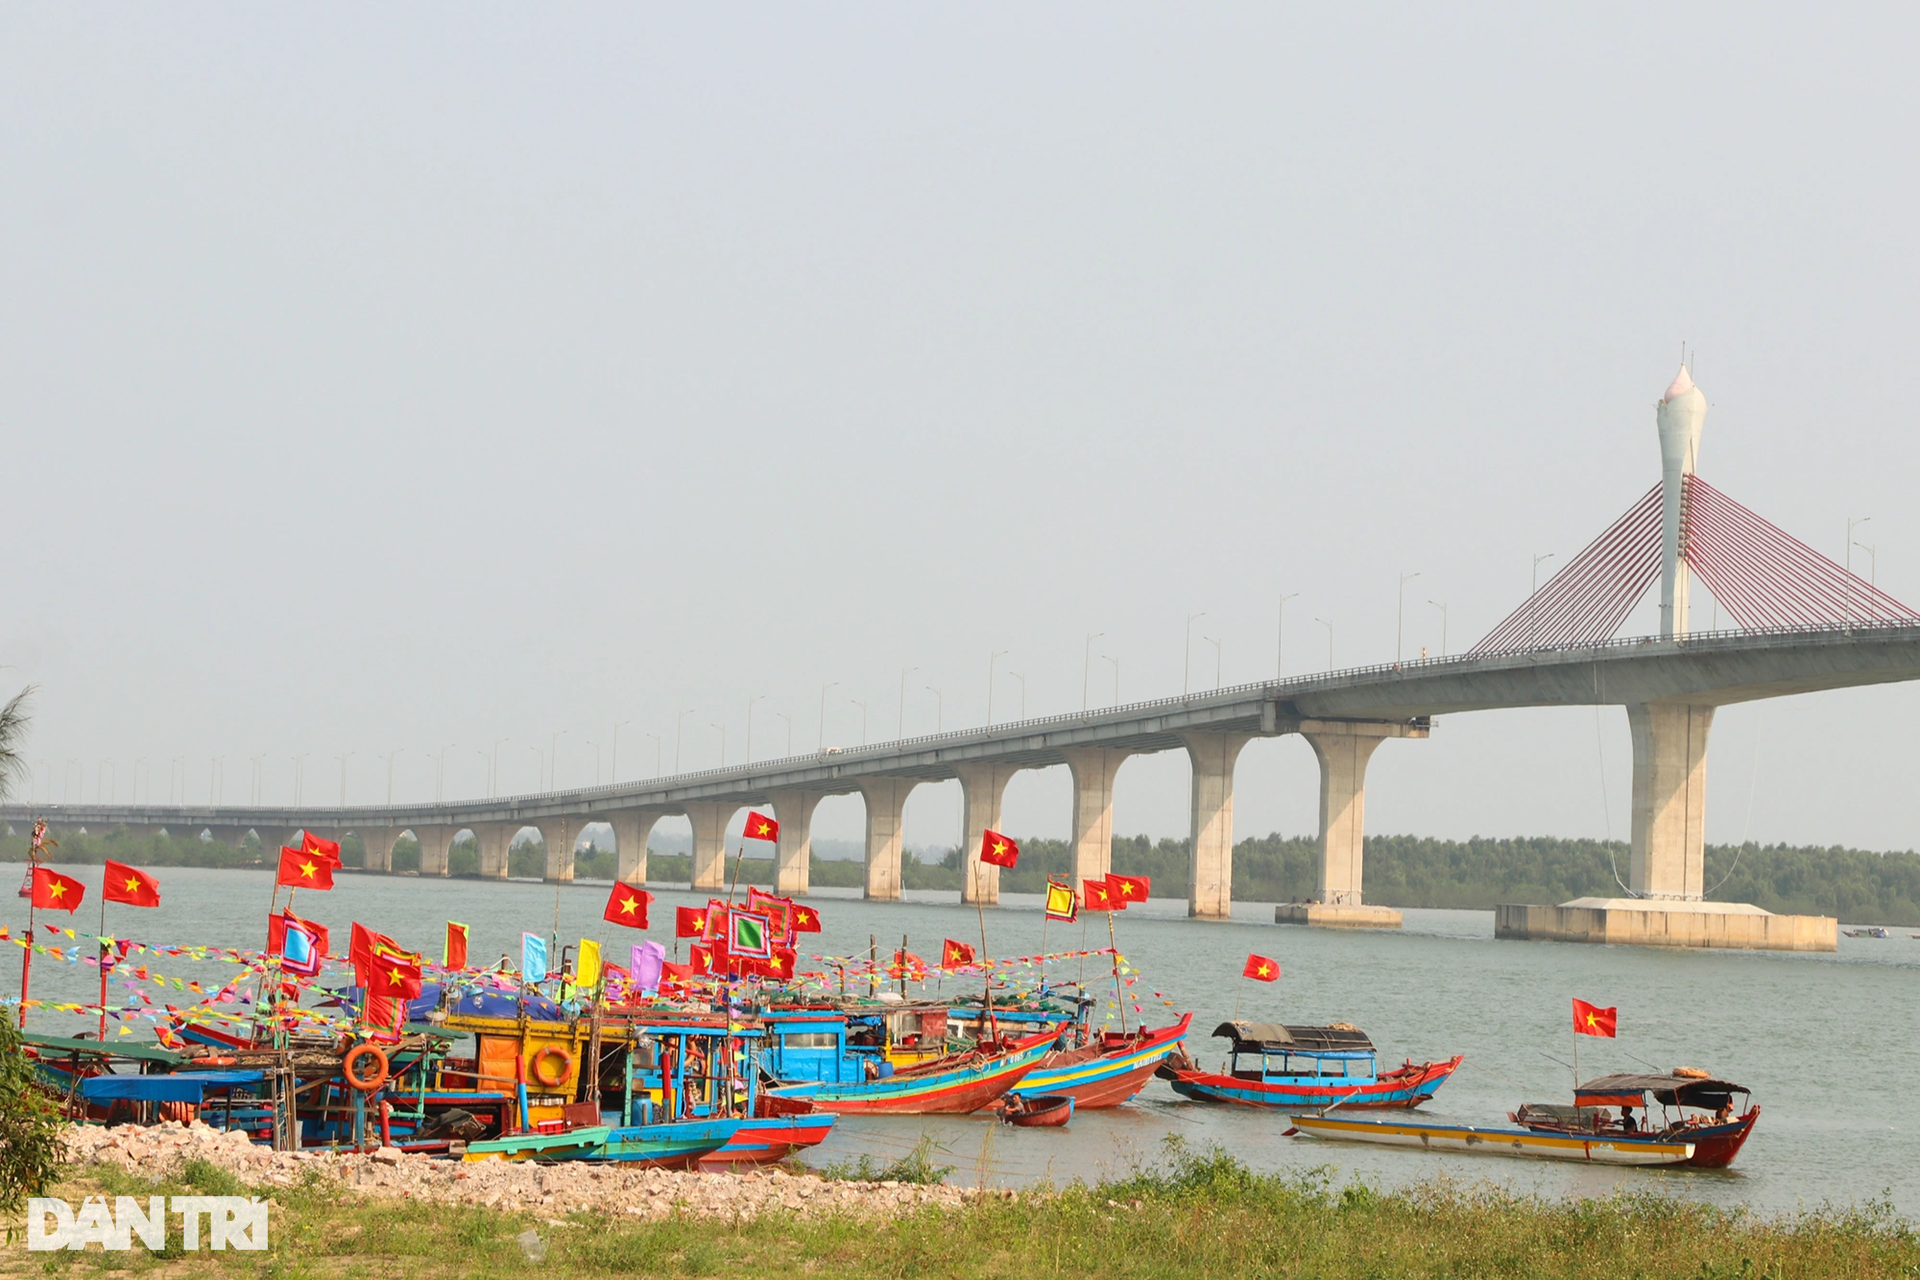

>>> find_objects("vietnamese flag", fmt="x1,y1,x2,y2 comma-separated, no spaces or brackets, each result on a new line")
301,832,343,865
942,938,977,969
1573,999,1618,1038
1242,953,1280,982
445,922,470,970
1107,873,1151,905
688,944,714,975
791,903,821,933
675,906,708,939
1081,877,1118,912
604,884,652,929
349,922,400,984
744,811,780,843
103,860,161,908
979,830,1019,869
370,953,423,999
277,846,335,890
30,867,85,913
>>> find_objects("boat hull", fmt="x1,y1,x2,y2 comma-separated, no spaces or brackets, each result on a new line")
698,1112,839,1168
1002,1095,1073,1127
772,1033,1054,1115
1292,1114,1696,1166
1168,1055,1463,1110
463,1125,612,1162
1517,1106,1759,1169
1011,1015,1193,1109
588,1118,743,1168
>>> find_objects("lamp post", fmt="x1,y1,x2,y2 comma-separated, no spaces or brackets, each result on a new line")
1203,636,1222,689
925,686,943,733
1315,618,1334,672
335,751,355,808
1847,517,1872,625
547,730,567,791
528,746,545,792
585,740,602,786
136,757,151,806
1428,600,1448,657
645,732,662,778
609,720,629,784
897,668,917,740
711,723,726,768
818,683,838,751
776,712,793,757
487,738,509,798
1103,654,1119,704
1277,593,1299,679
1082,633,1105,712
1007,672,1026,720
437,743,455,802
746,695,765,763
1854,542,1877,586
675,710,694,773
850,699,869,746
474,749,490,798
1530,553,1556,646
291,754,308,806
987,651,1007,724
1397,572,1422,662
1184,613,1207,695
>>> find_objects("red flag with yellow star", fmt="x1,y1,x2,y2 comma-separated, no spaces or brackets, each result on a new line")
1573,998,1618,1038
277,846,335,890
979,830,1019,868
301,832,343,865
369,953,423,999
102,860,161,908
744,811,780,842
603,884,652,929
1106,873,1151,906
675,906,708,938
30,866,84,912
791,902,821,932
942,938,977,968
1081,877,1118,911
1242,953,1280,982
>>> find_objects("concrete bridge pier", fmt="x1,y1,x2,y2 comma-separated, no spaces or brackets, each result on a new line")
476,824,514,879
539,818,575,883
609,810,663,887
1064,748,1130,892
1179,732,1250,920
859,779,913,902
1278,721,1425,929
207,826,253,849
686,802,732,891
955,764,1017,906
768,790,826,896
1627,702,1712,898
358,829,397,873
416,825,453,877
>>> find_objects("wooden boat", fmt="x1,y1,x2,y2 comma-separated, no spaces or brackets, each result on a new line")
582,1117,743,1167
1000,1094,1073,1127
1512,1072,1759,1169
769,1029,1057,1114
1289,1113,1696,1166
699,1098,839,1168
463,1124,612,1162
1162,1021,1461,1110
1009,1014,1193,1109
1844,927,1891,938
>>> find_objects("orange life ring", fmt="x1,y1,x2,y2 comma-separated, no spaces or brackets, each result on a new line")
189,1056,238,1069
343,1044,390,1092
529,1045,573,1089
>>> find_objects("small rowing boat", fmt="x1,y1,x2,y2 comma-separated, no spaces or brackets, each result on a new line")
1000,1094,1073,1127
1288,1113,1696,1165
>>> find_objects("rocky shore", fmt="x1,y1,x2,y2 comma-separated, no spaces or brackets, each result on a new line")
60,1122,985,1221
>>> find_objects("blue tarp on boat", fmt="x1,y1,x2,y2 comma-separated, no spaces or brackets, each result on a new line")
79,1071,264,1103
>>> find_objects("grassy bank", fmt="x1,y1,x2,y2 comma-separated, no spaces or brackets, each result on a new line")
17,1143,1916,1279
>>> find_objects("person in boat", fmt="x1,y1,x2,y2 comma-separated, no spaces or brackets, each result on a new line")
1714,1101,1733,1124
1619,1106,1638,1134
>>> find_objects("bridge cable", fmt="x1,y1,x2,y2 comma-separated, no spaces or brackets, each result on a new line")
1594,695,1634,899
1705,712,1764,899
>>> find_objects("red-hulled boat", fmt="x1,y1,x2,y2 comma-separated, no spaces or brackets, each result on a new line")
769,1029,1056,1115
1512,1071,1759,1169
698,1095,838,1168
1010,1014,1193,1109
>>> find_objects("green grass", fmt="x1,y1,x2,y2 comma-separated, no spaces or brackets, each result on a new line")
8,1140,1917,1278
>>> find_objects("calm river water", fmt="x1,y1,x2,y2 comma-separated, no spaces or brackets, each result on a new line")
11,867,1915,1218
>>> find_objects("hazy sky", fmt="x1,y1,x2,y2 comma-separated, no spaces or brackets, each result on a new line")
6,6,1920,855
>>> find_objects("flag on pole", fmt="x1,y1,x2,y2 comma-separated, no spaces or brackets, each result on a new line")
1081,878,1118,911
369,953,423,999
631,940,666,994
270,910,330,961
942,938,977,968
675,906,708,938
277,847,335,890
1242,954,1280,981
278,917,325,978
1044,880,1079,922
744,811,780,842
1107,873,1151,905
301,832,343,865
979,830,1019,868
102,860,161,908
603,884,652,928
522,932,549,983
727,909,772,959
577,939,603,989
1573,999,1618,1038
791,902,821,932
30,867,84,912
444,922,470,970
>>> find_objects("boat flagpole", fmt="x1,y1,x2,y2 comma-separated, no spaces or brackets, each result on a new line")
1106,910,1127,1036
97,887,109,1042
973,857,997,1041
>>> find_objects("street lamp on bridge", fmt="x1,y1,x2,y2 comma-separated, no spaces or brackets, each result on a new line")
1428,600,1449,657
644,732,661,778
1397,572,1423,662
925,686,943,732
776,712,792,757
1007,671,1025,720
817,683,838,751
1103,654,1119,705
746,695,765,763
675,710,694,773
1530,553,1556,646
383,748,405,806
1203,637,1222,690
1277,593,1299,679
850,699,868,746
897,668,917,739
335,752,354,808
711,723,727,768
1315,618,1334,672
610,721,629,784
1183,613,1206,695
290,754,308,806
987,651,1007,725
1083,634,1104,711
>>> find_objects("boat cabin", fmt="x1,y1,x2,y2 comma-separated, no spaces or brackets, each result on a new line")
1211,1021,1380,1083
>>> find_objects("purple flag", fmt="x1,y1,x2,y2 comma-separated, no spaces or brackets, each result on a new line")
632,940,666,995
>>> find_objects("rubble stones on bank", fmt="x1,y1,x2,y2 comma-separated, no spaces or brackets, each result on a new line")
59,1122,987,1221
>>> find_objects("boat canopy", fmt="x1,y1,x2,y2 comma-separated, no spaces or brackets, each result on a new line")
1211,1022,1375,1056
1575,1073,1748,1109
25,1032,187,1065
79,1071,264,1103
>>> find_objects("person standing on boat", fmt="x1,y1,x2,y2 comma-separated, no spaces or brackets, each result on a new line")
1620,1106,1639,1134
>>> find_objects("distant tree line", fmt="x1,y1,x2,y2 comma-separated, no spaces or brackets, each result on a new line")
8,825,1920,924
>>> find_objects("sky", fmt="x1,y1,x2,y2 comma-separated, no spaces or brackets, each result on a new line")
5,5,1920,855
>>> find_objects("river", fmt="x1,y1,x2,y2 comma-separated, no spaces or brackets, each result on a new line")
11,866,1914,1217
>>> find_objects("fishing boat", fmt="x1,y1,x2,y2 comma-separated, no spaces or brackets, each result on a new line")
1511,1071,1758,1169
769,1028,1057,1114
699,1097,838,1168
1287,1113,1697,1166
582,1116,744,1167
463,1124,613,1162
1844,927,1892,938
1010,1013,1194,1108
1001,1094,1073,1127
1161,1021,1461,1110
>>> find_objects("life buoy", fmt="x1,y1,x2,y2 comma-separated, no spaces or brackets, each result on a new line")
529,1045,573,1089
343,1044,390,1092
190,1056,239,1069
